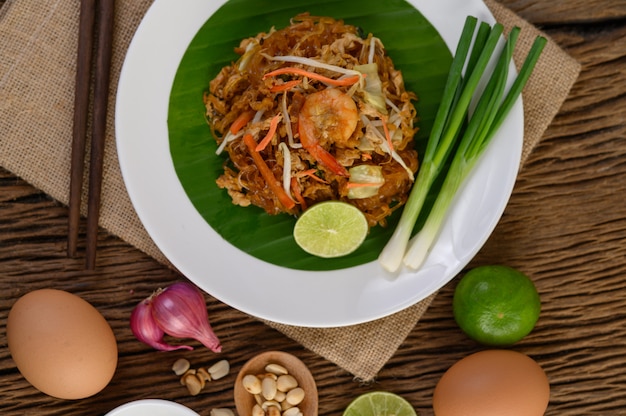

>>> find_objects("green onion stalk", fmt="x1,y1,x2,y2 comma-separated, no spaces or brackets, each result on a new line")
378,16,547,272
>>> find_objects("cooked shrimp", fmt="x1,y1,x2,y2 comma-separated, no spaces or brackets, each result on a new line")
298,88,358,177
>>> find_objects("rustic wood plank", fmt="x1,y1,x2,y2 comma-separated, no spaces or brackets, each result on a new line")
1,1,626,415
501,0,626,24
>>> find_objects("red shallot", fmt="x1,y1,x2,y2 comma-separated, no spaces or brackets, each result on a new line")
130,282,222,352
130,299,192,352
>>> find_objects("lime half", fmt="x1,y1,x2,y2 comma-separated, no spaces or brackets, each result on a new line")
343,391,417,416
293,201,368,258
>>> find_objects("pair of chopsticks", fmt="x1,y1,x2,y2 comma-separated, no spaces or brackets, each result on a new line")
67,0,116,269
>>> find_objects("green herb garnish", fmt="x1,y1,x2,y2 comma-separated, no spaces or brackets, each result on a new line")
379,16,547,272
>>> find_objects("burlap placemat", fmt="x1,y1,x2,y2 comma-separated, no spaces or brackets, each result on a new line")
0,0,579,381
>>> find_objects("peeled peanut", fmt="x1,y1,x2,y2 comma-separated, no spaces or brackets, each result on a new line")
183,373,203,396
210,409,235,416
267,406,281,416
276,374,298,392
197,367,211,382
208,359,230,380
281,400,295,411
273,390,286,402
265,363,288,376
286,387,305,406
251,404,264,416
258,372,278,381
241,362,307,416
261,376,278,400
175,358,231,397
243,374,262,395
283,407,303,416
180,369,196,386
172,358,191,376
261,400,281,412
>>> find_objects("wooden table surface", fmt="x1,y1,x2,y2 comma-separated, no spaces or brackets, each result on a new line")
1,1,625,415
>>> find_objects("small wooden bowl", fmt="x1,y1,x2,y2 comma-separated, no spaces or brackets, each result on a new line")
234,351,318,416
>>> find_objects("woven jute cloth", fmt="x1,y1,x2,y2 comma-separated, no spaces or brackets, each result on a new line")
0,0,579,381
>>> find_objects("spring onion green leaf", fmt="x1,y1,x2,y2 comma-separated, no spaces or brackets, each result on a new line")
378,16,547,272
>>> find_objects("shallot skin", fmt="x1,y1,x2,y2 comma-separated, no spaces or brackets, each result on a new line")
130,282,222,353
130,298,193,352
151,282,222,352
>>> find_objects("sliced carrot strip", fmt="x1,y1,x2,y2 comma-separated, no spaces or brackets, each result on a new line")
264,67,362,87
255,114,281,152
229,110,255,135
296,168,329,184
290,177,307,210
269,79,302,93
243,133,296,210
346,182,383,188
381,115,394,153
295,168,318,177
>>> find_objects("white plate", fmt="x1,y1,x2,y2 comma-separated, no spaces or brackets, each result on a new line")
116,0,522,327
105,399,199,416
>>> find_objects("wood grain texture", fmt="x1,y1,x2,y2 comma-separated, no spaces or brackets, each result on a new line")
504,0,626,24
1,0,626,415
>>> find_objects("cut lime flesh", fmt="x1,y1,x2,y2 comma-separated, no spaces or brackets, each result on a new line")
293,201,368,258
343,391,417,416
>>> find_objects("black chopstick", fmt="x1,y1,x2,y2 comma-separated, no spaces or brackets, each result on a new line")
68,0,96,258
68,0,116,269
85,0,115,270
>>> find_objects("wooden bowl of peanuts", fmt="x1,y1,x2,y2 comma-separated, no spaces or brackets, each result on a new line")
234,351,318,416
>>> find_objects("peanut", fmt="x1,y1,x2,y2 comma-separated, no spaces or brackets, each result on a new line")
251,404,264,416
276,374,298,392
172,358,191,376
208,359,230,380
197,367,212,383
243,374,262,395
283,407,303,416
240,362,306,416
174,358,230,396
183,373,203,396
265,363,289,376
286,387,305,406
261,376,278,400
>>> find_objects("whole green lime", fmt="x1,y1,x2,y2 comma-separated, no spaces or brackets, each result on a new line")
453,265,541,346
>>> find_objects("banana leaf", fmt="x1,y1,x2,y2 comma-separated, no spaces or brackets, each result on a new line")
168,0,452,271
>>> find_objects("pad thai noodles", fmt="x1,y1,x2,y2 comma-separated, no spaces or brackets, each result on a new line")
204,13,419,227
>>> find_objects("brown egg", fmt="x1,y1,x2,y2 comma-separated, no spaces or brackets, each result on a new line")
433,349,550,416
6,289,118,400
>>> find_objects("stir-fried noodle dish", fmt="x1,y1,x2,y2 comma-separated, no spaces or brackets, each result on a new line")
204,14,419,227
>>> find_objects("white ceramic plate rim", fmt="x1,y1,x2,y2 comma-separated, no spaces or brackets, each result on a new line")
116,0,522,327
105,399,200,416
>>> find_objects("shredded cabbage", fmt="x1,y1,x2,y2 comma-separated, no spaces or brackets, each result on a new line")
347,165,385,199
354,63,387,114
